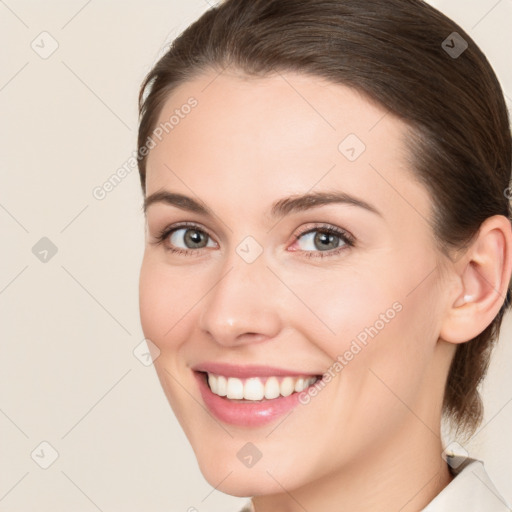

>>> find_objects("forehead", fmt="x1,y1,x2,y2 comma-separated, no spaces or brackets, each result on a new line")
145,69,430,224
148,68,399,165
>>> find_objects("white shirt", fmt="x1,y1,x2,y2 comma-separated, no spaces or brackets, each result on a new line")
423,456,511,511
238,457,511,511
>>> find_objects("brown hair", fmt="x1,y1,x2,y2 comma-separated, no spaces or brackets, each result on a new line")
137,0,512,437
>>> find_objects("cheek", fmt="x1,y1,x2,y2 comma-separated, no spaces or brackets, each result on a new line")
138,254,198,350
331,275,441,427
287,259,440,418
138,255,205,435
278,262,404,359
296,249,440,356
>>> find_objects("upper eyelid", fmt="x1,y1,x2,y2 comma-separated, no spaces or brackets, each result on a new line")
160,221,213,235
158,221,345,236
158,222,218,243
292,225,355,249
295,224,352,238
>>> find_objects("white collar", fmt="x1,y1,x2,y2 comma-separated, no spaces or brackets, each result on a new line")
422,457,511,511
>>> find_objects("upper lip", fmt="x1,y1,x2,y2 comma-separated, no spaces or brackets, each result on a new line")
191,362,321,379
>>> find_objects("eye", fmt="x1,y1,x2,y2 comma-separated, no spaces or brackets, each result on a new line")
290,224,354,258
169,227,215,249
152,222,217,255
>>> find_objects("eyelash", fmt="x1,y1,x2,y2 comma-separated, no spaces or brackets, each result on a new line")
151,222,355,259
151,222,207,258
295,225,355,259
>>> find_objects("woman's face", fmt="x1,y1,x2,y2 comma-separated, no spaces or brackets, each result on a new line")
139,70,454,496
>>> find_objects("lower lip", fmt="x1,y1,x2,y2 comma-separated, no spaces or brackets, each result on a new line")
194,372,313,427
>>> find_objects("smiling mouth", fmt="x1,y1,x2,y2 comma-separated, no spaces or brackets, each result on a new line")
197,371,321,402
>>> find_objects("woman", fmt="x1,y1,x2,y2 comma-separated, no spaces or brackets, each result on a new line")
137,0,512,510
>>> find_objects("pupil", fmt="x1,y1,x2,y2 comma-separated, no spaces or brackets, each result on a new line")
186,230,205,248
315,232,338,250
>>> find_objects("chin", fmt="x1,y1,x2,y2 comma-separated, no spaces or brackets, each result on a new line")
194,447,311,498
198,465,282,498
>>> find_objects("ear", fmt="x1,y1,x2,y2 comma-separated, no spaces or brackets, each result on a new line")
440,215,512,344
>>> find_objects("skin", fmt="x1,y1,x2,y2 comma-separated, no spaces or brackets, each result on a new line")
138,69,512,512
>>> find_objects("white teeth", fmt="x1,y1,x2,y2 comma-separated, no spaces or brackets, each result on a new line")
244,378,264,400
226,377,244,399
217,375,227,396
206,373,318,401
208,373,216,393
264,377,280,399
280,377,295,397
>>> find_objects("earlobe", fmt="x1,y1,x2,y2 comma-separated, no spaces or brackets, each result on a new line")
440,215,512,344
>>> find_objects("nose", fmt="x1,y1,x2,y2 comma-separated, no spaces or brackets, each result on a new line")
198,252,283,347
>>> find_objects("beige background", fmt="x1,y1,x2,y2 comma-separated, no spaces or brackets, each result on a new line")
1,1,511,510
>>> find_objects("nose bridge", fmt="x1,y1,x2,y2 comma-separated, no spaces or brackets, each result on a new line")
198,248,282,346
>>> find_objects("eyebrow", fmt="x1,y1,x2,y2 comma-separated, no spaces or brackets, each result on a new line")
143,190,212,215
143,190,381,218
270,191,381,218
